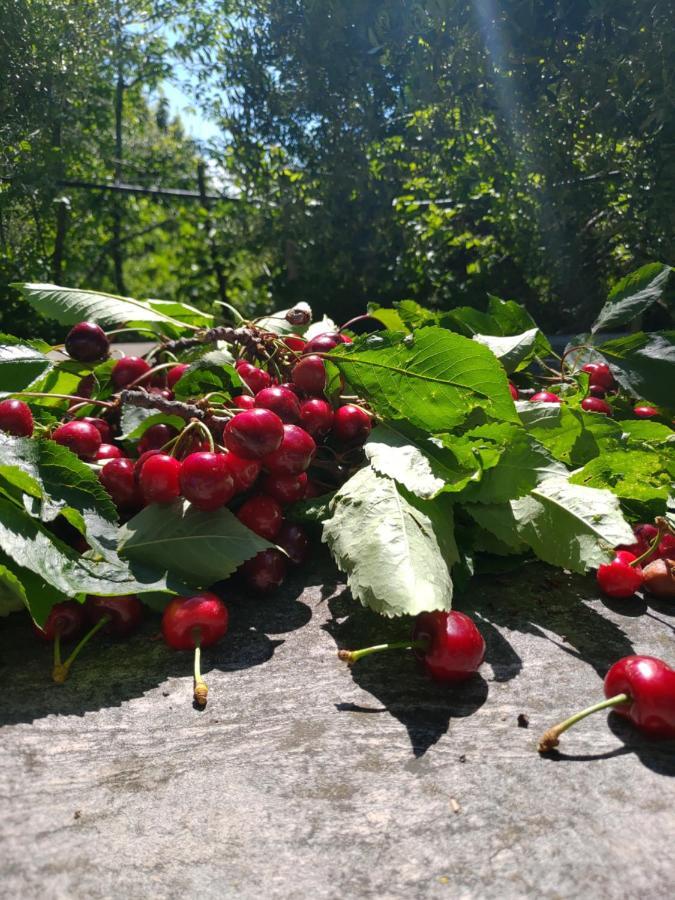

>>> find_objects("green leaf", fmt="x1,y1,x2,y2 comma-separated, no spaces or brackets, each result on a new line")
0,562,27,617
517,402,623,466
327,327,518,432
287,493,336,524
473,327,540,373
592,264,672,333
569,449,674,506
394,299,439,330
118,499,272,585
143,298,214,328
598,331,675,410
12,283,193,330
173,350,242,400
119,411,185,442
0,334,53,393
618,419,674,446
321,466,455,617
366,305,408,332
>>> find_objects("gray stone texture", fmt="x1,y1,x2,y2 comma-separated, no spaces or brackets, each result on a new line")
1,552,674,899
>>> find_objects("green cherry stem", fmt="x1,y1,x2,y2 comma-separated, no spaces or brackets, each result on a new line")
12,391,115,409
125,361,176,391
338,639,427,666
193,631,208,707
538,693,630,753
52,615,110,684
630,522,669,567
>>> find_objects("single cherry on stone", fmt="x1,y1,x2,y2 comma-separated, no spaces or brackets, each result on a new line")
596,550,643,598
339,610,485,684
52,420,102,460
64,321,109,362
224,408,284,460
539,655,675,752
139,453,182,504
0,399,34,437
180,451,235,511
111,356,152,390
162,593,229,707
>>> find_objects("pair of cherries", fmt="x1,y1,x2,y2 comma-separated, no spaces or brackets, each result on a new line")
596,521,675,599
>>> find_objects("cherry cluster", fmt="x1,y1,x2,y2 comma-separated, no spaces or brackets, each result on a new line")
596,519,675,600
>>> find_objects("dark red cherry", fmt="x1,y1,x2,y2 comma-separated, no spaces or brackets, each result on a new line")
582,362,615,390
236,362,272,395
137,423,179,455
224,453,261,493
180,452,234,511
589,384,607,398
530,391,562,403
224,408,284,460
276,522,310,565
99,458,141,509
236,494,283,540
161,592,229,650
332,405,372,445
52,420,102,460
64,322,110,362
75,374,96,399
84,594,143,637
232,394,256,409
581,397,611,415
33,601,86,642
292,355,326,395
299,398,334,437
139,453,182,504
95,443,124,461
634,405,659,419
304,332,343,354
508,382,518,400
262,424,316,475
283,335,306,353
261,472,308,504
412,610,486,683
240,549,288,592
80,416,113,443
254,386,301,423
0,399,34,437
111,356,152,390
167,363,189,389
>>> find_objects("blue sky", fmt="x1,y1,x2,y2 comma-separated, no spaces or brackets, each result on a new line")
161,78,220,143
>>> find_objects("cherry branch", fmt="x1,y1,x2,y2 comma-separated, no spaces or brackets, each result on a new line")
120,390,229,430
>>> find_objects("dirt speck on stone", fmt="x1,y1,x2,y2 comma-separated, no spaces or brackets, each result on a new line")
517,713,530,728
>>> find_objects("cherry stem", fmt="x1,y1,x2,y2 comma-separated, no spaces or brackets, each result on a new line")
630,525,666,567
125,361,176,391
105,327,159,339
537,693,630,753
338,639,427,666
193,632,208,707
559,343,595,379
53,633,62,671
13,391,115,409
52,615,110,683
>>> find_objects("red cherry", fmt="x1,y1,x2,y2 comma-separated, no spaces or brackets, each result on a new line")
299,398,334,438
508,382,518,400
0,399,34,437
656,534,675,561
64,322,109,362
283,335,306,353
111,357,152,390
304,332,343,354
180,452,234,511
411,611,486,683
148,387,174,401
332,404,372,445
254,386,301,423
292,355,326,395
167,363,189,389
224,408,284,460
232,394,256,410
225,453,261,493
99,458,141,509
161,592,229,650
604,656,675,739
262,424,316,475
582,362,614,390
581,396,611,415
137,423,179,455
276,522,310,565
84,594,143,637
240,549,287,592
95,443,124,461
530,391,562,403
261,471,308,504
52,420,102,460
139,453,182,504
236,493,283,540
634,405,659,419
589,384,607,398
596,552,643,598
236,362,272,395
33,601,86,642
80,416,113,443
75,374,96,399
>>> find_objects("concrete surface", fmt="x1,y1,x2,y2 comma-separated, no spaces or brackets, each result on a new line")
1,551,674,900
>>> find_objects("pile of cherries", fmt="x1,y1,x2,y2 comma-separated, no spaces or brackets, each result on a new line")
596,519,675,600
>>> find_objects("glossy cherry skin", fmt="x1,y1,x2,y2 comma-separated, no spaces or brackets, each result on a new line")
99,458,141,510
84,594,143,637
139,453,182,504
80,416,113,443
162,593,229,650
64,321,109,362
0,399,34,437
583,362,615,390
237,493,283,540
530,391,562,403
236,362,272,395
411,611,485,683
303,332,346,354
75,374,96,399
292,355,326,395
240,549,287,592
225,453,262,493
656,535,675,561
283,335,306,353
589,383,607,398
52,420,102,460
581,396,611,415
167,363,189,389
180,452,235,511
254,386,301,423
95,443,124,461
232,395,256,410
508,382,518,400
224,408,284,460
604,656,675,739
596,552,643,598
137,423,179,455
634,405,659,419
276,522,310,565
299,398,334,437
33,601,87,642
332,405,372,445
111,356,152,390
261,472,308,504
262,424,316,475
